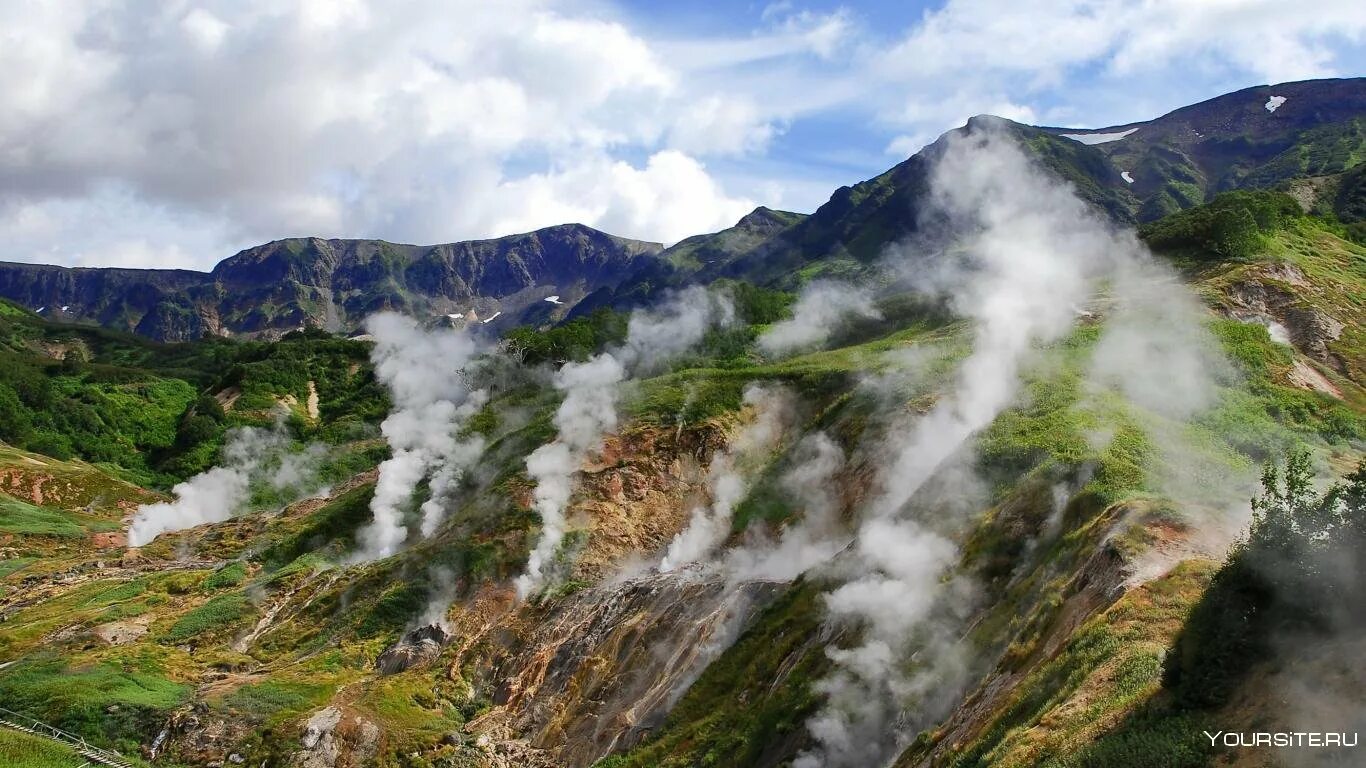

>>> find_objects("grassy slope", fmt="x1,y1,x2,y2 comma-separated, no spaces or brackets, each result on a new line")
0,729,83,768
0,195,1361,766
600,205,1365,768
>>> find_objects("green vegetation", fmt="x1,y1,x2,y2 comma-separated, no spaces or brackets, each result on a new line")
1141,190,1303,260
1166,451,1366,708
0,729,83,768
0,495,117,537
0,657,189,752
162,592,256,644
257,483,376,566
219,679,334,724
202,561,248,590
935,561,1217,768
505,307,628,366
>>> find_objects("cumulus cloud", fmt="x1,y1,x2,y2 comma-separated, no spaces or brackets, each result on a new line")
353,313,487,561
0,1,786,265
5,2,1363,268
489,152,755,246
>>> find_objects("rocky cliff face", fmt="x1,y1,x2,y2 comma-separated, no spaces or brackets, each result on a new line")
0,224,663,341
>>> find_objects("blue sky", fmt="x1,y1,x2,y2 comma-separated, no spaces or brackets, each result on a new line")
1,0,1363,269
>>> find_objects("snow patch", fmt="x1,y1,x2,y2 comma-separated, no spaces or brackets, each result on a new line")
545,295,564,305
446,312,464,320
35,306,45,313
60,305,70,311
1059,126,1139,145
482,311,502,324
1120,171,1134,184
1265,95,1287,113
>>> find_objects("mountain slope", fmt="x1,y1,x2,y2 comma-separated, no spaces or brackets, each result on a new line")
581,78,1366,313
1044,77,1366,220
0,225,663,342
0,81,1362,768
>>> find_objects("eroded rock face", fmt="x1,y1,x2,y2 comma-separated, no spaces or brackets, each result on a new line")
1224,273,1346,371
465,570,783,768
292,706,379,768
376,623,452,675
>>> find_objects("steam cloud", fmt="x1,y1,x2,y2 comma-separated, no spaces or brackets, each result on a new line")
128,415,326,547
660,384,794,572
515,286,736,598
516,353,625,598
617,285,737,374
793,124,1222,767
724,431,849,583
354,313,487,561
758,281,881,357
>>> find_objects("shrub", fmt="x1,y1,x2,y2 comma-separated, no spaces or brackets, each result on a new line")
1164,451,1366,708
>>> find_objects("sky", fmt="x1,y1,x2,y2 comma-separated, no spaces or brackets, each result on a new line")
1,0,1364,271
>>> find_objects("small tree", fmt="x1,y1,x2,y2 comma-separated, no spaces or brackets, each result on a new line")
1165,451,1366,708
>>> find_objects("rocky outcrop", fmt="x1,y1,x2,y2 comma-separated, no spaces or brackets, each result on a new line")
291,707,380,768
1222,265,1348,373
375,623,451,675
466,570,783,768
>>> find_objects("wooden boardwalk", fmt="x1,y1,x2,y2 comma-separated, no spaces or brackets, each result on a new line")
0,706,137,768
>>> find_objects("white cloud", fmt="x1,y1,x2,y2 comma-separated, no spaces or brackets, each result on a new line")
872,0,1366,133
1,0,1363,269
490,151,755,245
0,0,773,266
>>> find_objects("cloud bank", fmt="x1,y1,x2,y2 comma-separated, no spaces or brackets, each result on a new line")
6,2,1363,268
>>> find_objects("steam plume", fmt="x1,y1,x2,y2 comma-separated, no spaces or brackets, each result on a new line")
758,281,881,357
128,416,326,547
660,384,794,572
515,287,735,598
794,123,1202,767
354,313,487,561
724,431,849,583
516,353,625,598
617,285,737,374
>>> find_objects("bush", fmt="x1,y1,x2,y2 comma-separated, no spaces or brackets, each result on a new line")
1141,190,1302,259
1164,451,1366,708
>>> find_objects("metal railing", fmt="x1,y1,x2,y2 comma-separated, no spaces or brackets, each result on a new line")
0,705,137,768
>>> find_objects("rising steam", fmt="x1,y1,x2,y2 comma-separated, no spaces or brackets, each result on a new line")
354,313,487,561
660,384,794,572
128,414,326,547
758,281,881,357
724,431,849,583
516,353,625,598
515,286,735,598
793,123,1223,767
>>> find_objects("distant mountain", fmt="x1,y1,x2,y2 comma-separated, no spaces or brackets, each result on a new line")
1041,77,1366,220
1,78,1362,342
0,225,662,341
577,77,1366,314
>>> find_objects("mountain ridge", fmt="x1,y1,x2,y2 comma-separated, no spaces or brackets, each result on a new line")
1,78,1362,343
